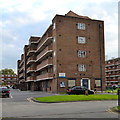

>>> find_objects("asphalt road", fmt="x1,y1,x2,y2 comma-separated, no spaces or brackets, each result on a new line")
1,89,119,118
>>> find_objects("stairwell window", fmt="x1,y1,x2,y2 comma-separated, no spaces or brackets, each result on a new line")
53,51,56,57
78,37,86,44
78,64,86,71
78,50,86,57
53,37,55,43
53,65,56,72
53,23,55,30
78,23,85,30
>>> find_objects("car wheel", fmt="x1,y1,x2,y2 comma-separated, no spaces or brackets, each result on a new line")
7,95,9,98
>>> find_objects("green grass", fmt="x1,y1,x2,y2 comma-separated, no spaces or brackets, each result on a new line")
34,94,118,103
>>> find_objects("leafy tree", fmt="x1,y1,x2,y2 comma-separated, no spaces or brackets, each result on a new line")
0,68,16,75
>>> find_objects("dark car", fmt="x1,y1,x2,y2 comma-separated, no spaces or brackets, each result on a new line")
0,87,10,98
66,86,94,95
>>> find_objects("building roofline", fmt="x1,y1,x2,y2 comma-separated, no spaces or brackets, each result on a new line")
52,14,104,22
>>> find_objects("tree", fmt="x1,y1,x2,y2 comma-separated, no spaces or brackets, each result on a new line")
0,68,16,75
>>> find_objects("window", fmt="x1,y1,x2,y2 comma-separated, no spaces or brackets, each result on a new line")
78,50,86,57
53,51,56,57
1,78,4,80
53,23,55,29
53,65,56,72
95,79,101,87
53,37,55,43
68,80,75,88
8,75,10,77
78,23,85,30
60,82,65,87
78,37,86,44
78,64,86,71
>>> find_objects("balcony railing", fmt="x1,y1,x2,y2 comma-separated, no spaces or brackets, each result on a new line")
36,45,53,62
36,37,53,52
27,56,36,65
36,73,53,81
27,67,36,73
106,74,120,77
19,73,24,78
19,59,24,67
105,68,120,72
27,48,36,56
36,59,53,71
27,76,36,81
106,62,120,67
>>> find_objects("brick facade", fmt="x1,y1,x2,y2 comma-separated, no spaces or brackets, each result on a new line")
17,11,105,93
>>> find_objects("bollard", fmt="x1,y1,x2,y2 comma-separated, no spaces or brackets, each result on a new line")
85,90,88,96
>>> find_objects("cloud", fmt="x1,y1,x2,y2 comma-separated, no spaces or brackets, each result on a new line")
0,0,119,72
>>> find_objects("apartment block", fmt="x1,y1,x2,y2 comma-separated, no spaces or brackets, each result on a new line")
0,74,17,86
17,11,105,93
105,57,120,86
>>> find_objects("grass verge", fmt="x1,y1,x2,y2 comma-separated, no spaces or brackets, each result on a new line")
117,105,120,111
34,94,118,103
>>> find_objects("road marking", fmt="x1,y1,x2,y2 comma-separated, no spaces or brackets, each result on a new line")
106,107,118,115
27,97,35,103
10,95,13,98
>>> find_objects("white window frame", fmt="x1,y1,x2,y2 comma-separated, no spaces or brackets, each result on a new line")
78,37,86,44
78,23,85,30
78,50,86,57
78,64,86,71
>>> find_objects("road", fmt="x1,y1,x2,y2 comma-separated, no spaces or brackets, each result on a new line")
1,89,119,118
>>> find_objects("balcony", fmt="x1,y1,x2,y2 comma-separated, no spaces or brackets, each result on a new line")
27,56,36,65
106,74,120,78
36,37,53,53
36,73,53,81
27,76,36,81
19,73,24,79
27,48,36,56
19,67,24,74
105,68,120,72
106,80,118,82
27,67,36,73
19,59,24,67
36,45,53,62
36,59,53,71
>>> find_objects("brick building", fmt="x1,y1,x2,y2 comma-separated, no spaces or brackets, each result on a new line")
17,11,105,92
0,74,17,86
105,57,120,87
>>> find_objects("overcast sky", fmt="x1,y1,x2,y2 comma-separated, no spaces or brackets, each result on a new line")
0,0,119,73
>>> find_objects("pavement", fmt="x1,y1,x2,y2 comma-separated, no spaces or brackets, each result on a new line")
1,89,119,119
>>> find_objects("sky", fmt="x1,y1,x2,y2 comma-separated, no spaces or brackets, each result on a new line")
0,0,119,73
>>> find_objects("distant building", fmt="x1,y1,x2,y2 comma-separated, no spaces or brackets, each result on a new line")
0,74,18,86
17,11,105,92
105,57,120,86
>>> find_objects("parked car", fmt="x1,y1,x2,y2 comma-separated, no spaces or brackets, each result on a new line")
0,87,10,98
112,85,120,88
66,86,94,95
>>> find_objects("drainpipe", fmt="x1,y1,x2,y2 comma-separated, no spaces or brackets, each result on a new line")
99,24,103,92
